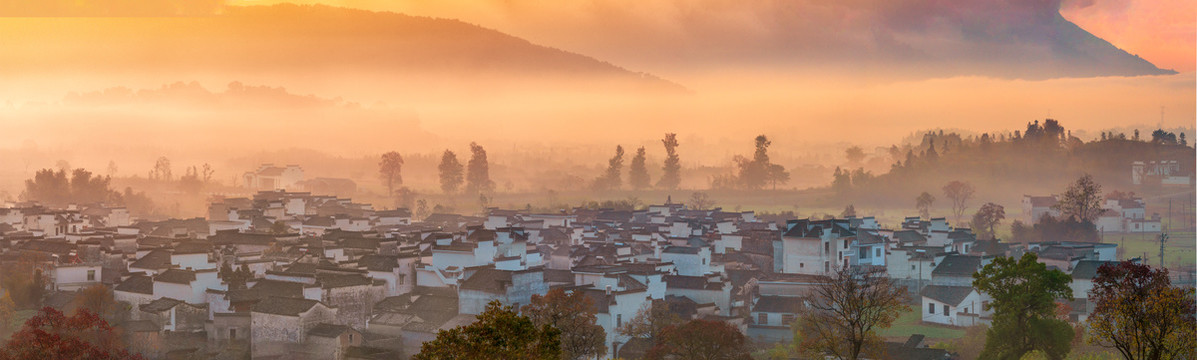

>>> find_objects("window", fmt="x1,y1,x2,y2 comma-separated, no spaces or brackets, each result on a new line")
963,307,969,314
943,306,949,316
782,314,796,325
982,301,990,311
824,242,829,254
349,333,354,342
702,258,706,265
875,248,882,258
928,303,935,314
799,263,804,268
229,328,237,339
398,274,405,285
860,248,868,258
824,262,829,273
911,265,916,270
758,313,768,324
617,314,622,327
843,240,849,249
87,270,96,281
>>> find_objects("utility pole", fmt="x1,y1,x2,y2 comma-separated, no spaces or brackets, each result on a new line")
1159,232,1168,269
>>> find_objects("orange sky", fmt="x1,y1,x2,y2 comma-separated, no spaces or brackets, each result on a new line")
1060,0,1196,72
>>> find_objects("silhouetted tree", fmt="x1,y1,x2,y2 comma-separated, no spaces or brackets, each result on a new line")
845,146,865,165
150,157,171,181
657,133,681,190
438,150,464,194
841,204,856,218
1054,174,1103,223
379,151,404,197
629,147,650,190
593,145,624,191
688,192,715,211
466,142,494,194
942,181,975,225
971,202,1006,240
916,192,936,219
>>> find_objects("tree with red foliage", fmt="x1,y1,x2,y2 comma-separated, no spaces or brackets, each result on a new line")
645,319,751,360
1087,261,1196,360
0,307,144,360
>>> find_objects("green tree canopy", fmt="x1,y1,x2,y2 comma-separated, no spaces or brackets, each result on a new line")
413,301,560,360
972,253,1074,360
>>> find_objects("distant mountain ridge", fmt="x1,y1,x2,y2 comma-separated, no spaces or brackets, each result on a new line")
364,0,1176,79
0,4,684,93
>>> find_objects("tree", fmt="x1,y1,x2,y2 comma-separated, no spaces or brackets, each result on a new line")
942,181,975,225
619,299,683,343
201,163,214,183
0,292,14,336
0,307,144,360
1087,261,1196,360
0,261,46,309
67,285,123,324
177,166,203,195
413,301,559,360
797,266,908,360
521,289,606,360
687,192,715,211
105,161,118,177
379,151,404,197
972,253,1074,360
150,157,171,181
767,163,790,190
594,145,625,191
1054,174,1103,223
845,146,866,165
415,199,430,221
657,133,681,190
270,220,289,234
438,150,465,194
841,204,857,218
916,192,936,219
736,135,778,190
629,146,651,190
466,142,495,194
831,167,852,194
646,319,751,360
971,202,1006,240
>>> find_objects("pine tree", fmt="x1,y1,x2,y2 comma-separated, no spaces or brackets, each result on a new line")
629,146,650,190
438,150,464,194
466,142,494,194
657,133,681,190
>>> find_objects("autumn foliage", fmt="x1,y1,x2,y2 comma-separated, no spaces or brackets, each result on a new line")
1087,261,1196,360
0,307,143,360
644,319,751,360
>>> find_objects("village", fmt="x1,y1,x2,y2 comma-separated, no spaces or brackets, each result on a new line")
0,161,1183,359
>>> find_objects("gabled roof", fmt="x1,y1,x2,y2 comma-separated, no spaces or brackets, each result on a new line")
920,285,975,305
1071,260,1119,280
139,297,184,313
115,275,154,295
753,295,803,314
154,269,196,285
932,255,981,277
664,275,722,290
459,268,512,294
251,296,323,316
307,323,352,338
129,249,172,270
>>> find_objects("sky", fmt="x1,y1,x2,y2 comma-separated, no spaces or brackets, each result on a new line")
0,0,1192,188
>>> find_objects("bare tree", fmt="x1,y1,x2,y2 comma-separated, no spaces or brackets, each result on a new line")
797,266,909,360
687,192,715,211
942,181,975,225
1054,174,1103,223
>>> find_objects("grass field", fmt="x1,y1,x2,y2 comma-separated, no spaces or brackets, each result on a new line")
1102,231,1196,270
877,309,965,341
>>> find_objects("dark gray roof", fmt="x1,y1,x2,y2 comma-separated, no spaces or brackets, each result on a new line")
307,323,351,338
251,296,322,316
1071,260,1119,280
891,230,927,244
317,273,374,289
662,246,699,255
932,255,981,277
359,254,397,272
139,297,184,313
459,269,512,294
664,275,721,290
753,295,803,314
920,285,975,305
154,269,196,284
129,249,172,270
115,275,154,295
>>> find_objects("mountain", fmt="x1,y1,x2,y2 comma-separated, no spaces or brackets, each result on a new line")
0,4,683,96
351,0,1176,79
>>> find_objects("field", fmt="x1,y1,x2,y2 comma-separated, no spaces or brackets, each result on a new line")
878,308,965,342
1102,231,1196,270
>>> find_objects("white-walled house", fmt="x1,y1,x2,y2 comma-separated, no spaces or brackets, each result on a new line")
920,285,990,327
250,296,338,358
51,262,101,291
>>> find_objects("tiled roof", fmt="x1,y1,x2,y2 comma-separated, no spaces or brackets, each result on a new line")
459,269,512,294
753,295,803,314
307,323,351,338
251,296,322,316
154,269,196,285
920,285,975,305
1071,260,1119,280
931,255,981,277
115,275,154,295
130,249,173,270
139,297,184,313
